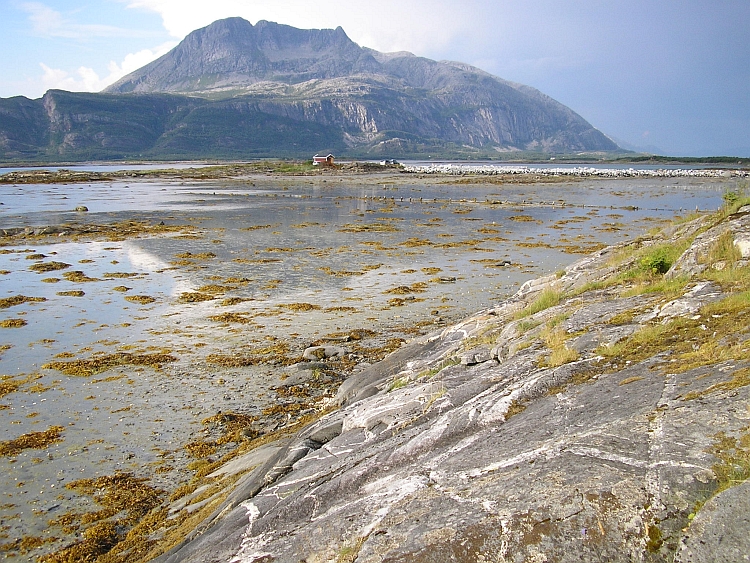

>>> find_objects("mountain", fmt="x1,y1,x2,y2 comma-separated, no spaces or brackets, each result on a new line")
1,18,619,162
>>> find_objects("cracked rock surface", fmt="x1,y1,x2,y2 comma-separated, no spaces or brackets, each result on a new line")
154,207,750,563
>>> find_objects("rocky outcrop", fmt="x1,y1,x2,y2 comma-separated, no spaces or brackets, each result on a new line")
151,207,750,562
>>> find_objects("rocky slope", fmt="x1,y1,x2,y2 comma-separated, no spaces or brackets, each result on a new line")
0,18,619,162
142,204,750,562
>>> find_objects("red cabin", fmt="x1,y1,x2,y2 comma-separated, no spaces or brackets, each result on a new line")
312,153,335,166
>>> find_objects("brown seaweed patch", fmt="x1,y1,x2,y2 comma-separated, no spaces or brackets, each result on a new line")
202,411,258,444
325,329,377,341
351,338,406,363
421,267,442,275
319,266,364,277
205,354,261,367
435,238,483,249
222,277,252,285
112,286,131,292
207,312,253,324
125,295,157,305
196,284,231,294
0,536,54,556
184,441,217,458
103,272,140,278
324,306,359,313
57,290,85,297
42,352,177,376
291,222,324,228
338,223,399,233
0,374,33,398
25,253,46,260
0,294,47,309
62,270,100,282
41,472,165,563
240,224,273,231
178,292,216,303
0,318,27,328
0,425,65,457
385,282,428,295
400,237,433,248
29,261,70,273
207,341,294,367
232,258,281,264
174,252,216,260
262,402,304,417
40,521,119,562
220,297,249,306
280,303,321,312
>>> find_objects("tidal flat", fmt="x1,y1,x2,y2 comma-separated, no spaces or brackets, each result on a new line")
0,168,736,560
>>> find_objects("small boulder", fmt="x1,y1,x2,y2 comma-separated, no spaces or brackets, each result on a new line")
302,345,345,361
460,347,493,366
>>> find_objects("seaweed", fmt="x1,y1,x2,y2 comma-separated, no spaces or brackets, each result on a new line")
42,352,177,376
0,425,65,457
29,261,71,273
0,295,46,309
56,290,85,297
125,295,157,304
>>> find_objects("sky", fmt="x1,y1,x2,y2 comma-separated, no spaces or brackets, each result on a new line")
1,0,749,157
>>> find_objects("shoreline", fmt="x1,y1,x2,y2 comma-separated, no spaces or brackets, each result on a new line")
1,159,749,187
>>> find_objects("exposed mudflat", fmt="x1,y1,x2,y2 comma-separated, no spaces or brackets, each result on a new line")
0,165,739,561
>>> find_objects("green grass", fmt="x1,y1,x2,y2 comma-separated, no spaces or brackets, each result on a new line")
538,325,579,368
514,288,562,319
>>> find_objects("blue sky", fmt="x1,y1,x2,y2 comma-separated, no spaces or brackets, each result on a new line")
2,0,749,157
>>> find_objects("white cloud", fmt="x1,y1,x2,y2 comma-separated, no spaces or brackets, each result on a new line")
105,42,177,81
21,1,150,39
123,0,473,56
39,41,176,93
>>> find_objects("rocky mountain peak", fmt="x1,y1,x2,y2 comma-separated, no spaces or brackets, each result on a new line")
104,17,376,94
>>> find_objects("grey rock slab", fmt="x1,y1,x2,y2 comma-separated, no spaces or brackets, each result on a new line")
206,443,283,479
658,281,724,320
460,346,493,365
676,480,750,563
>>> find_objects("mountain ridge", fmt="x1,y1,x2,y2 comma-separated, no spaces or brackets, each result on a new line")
1,17,620,161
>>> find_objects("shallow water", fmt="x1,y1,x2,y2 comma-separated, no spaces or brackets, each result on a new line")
0,175,735,558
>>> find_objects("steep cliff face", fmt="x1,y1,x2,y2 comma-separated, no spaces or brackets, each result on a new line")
150,204,750,563
0,96,49,158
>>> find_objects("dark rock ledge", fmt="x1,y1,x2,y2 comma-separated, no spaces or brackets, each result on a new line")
153,206,750,563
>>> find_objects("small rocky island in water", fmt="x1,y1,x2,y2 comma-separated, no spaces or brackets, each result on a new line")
142,195,750,561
